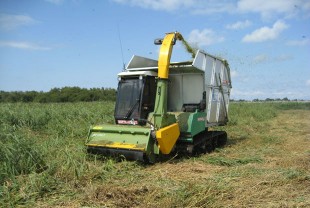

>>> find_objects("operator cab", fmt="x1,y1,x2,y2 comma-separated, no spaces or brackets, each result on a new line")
114,71,157,125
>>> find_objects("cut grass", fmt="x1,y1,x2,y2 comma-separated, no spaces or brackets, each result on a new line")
203,155,263,166
0,102,309,207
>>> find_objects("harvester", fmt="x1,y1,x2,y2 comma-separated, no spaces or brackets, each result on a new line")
86,32,232,163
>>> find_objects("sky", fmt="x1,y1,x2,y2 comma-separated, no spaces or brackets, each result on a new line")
0,0,309,100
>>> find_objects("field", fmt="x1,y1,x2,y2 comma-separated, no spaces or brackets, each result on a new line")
0,102,309,207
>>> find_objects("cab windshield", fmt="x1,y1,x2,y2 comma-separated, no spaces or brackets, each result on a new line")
114,76,156,125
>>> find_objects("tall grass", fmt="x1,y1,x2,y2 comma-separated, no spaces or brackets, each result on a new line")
0,132,46,184
0,101,309,207
273,101,310,110
0,102,116,206
228,102,278,126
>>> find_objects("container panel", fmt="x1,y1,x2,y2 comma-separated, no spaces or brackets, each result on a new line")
168,73,204,112
193,50,232,126
208,88,220,122
168,75,183,111
182,74,204,104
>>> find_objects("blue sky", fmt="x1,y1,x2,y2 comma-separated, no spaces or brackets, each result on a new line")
0,0,309,100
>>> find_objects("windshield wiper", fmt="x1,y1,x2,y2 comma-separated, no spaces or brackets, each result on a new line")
124,99,140,119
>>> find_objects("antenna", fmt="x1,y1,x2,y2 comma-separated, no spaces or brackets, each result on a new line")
117,23,126,71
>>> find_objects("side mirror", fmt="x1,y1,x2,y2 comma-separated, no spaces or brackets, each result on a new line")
154,38,163,45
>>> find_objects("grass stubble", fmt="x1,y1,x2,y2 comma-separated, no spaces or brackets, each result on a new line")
0,102,309,207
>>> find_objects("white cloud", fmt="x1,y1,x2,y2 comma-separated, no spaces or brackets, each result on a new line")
286,38,310,46
253,54,268,64
112,0,310,19
252,54,293,64
232,89,265,96
242,20,288,43
188,29,224,47
191,1,235,15
113,0,235,14
112,0,195,12
0,14,38,31
306,80,310,86
0,41,51,50
274,54,293,62
238,0,288,13
226,20,251,30
237,0,306,19
44,0,64,5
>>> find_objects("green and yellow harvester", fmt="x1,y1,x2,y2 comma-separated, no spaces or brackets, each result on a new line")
86,32,232,163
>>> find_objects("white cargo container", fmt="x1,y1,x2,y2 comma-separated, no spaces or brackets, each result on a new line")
125,50,232,127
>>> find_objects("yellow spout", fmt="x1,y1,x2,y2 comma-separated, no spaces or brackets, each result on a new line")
157,32,184,79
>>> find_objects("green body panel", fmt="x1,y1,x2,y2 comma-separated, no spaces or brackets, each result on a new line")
86,124,160,162
148,112,176,128
86,124,151,149
176,112,191,132
187,111,207,136
86,111,206,160
153,79,177,129
176,111,207,142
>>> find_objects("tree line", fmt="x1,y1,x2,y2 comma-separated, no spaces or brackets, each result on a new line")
0,87,116,103
230,97,305,102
